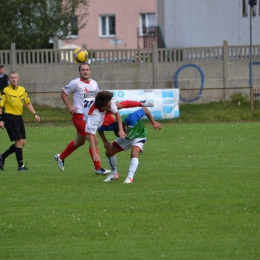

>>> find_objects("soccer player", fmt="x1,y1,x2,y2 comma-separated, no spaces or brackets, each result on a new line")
0,71,41,171
98,107,162,183
84,90,126,162
55,63,152,174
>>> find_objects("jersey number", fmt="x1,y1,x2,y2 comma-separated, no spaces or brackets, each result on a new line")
84,100,94,108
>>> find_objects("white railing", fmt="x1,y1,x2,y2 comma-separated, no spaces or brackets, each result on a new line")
1,43,260,66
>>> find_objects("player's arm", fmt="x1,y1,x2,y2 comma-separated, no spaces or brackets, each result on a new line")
61,91,76,114
88,134,100,161
0,92,5,128
115,112,126,138
142,107,162,130
26,103,40,122
0,107,4,129
97,128,111,151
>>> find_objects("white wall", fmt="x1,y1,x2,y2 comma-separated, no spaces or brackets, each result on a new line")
158,0,260,48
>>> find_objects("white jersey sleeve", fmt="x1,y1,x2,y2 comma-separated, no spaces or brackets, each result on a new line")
110,100,118,114
62,78,99,114
85,100,118,135
62,78,78,95
85,103,106,135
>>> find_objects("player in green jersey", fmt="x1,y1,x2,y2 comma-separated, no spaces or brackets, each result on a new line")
98,107,161,183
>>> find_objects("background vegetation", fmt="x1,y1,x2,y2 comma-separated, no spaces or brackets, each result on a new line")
22,99,260,125
0,0,89,49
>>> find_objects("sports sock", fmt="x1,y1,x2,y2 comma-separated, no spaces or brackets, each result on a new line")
127,158,139,179
89,147,101,170
107,155,117,174
15,147,23,167
2,144,16,160
60,141,76,160
120,101,142,108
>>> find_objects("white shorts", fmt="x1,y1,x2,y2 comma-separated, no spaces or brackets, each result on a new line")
113,137,146,152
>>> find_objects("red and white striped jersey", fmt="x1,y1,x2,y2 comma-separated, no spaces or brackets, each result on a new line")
84,100,118,135
62,78,99,114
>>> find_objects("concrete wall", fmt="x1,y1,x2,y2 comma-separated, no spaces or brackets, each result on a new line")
1,41,260,105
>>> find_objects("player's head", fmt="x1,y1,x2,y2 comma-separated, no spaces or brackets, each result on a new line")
95,91,113,111
79,63,91,71
8,71,19,87
79,63,91,81
113,122,127,137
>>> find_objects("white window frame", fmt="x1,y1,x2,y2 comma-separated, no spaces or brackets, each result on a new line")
99,15,116,37
139,13,156,36
66,16,78,39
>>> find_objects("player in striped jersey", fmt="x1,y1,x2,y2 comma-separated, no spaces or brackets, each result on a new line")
55,63,153,174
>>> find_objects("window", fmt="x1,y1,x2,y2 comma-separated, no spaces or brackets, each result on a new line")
242,0,248,16
139,13,156,36
66,16,78,38
243,0,257,17
99,15,116,37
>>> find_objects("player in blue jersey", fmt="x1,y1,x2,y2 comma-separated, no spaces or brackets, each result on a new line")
98,107,161,183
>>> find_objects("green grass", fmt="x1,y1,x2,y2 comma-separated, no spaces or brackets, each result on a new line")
0,122,259,259
22,101,260,125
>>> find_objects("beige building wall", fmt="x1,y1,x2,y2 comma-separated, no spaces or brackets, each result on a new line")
62,0,156,50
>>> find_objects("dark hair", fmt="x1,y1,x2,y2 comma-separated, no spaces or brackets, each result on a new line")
0,65,5,69
95,91,113,108
78,63,91,71
113,122,127,137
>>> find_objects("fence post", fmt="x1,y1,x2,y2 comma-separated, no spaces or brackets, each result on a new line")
152,42,158,89
223,40,229,100
53,35,59,64
11,43,17,71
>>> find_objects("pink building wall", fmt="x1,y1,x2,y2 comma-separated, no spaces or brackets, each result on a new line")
62,0,156,50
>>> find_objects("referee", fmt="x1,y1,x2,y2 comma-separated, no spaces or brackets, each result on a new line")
0,71,40,171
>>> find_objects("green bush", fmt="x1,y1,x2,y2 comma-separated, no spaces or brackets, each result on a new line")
230,92,248,105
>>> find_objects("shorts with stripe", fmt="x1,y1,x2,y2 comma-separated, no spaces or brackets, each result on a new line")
112,137,146,152
4,114,26,141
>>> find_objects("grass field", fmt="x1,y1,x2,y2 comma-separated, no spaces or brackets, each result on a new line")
0,121,260,259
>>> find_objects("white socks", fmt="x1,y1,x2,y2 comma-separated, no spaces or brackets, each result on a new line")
107,156,139,179
107,155,117,174
127,158,139,179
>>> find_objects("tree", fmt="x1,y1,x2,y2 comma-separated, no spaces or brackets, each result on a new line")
0,0,89,49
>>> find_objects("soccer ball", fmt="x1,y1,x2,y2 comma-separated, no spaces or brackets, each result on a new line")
73,48,89,63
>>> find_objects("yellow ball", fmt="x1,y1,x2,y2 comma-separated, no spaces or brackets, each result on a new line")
73,48,89,63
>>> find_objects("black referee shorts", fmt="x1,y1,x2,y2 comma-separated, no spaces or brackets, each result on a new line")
4,114,26,141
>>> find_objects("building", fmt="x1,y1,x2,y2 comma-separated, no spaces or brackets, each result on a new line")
61,0,157,50
156,0,260,48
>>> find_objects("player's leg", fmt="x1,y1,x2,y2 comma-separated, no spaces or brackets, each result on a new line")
0,115,17,170
102,100,154,127
56,113,110,174
123,138,146,184
15,138,28,171
55,114,87,171
0,144,15,170
87,134,106,174
103,140,125,182
1,115,28,171
117,100,154,109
